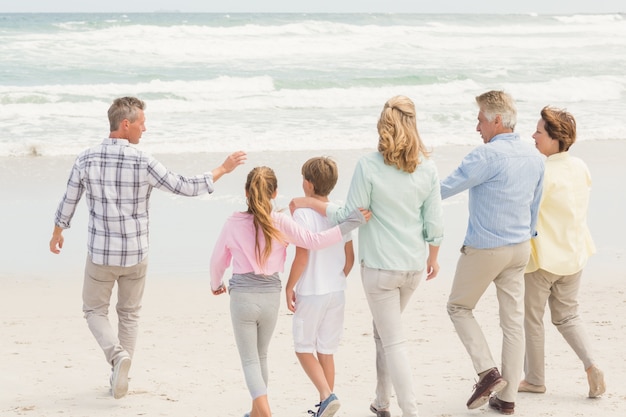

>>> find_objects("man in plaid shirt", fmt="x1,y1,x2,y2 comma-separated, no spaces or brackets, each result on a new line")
49,97,246,399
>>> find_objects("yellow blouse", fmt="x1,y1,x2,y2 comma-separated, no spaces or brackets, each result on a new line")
526,152,596,275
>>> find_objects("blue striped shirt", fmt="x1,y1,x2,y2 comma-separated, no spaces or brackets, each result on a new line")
440,133,544,249
54,138,216,266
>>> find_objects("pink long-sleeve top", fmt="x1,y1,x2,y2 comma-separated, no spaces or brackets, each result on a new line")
210,211,342,291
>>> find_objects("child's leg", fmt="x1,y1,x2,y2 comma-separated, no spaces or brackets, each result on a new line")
250,394,272,417
231,291,280,410
318,353,335,391
296,352,333,401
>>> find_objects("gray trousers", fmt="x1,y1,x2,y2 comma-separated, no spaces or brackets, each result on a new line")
230,290,280,399
83,256,148,366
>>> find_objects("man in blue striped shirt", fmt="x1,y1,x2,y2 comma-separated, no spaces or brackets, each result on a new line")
49,97,246,399
440,90,544,415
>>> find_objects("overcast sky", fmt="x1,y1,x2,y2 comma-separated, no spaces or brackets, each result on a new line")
1,0,624,14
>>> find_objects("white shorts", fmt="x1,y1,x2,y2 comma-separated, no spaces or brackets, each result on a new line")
292,291,345,354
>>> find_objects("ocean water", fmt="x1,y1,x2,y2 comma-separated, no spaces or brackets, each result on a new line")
0,12,625,157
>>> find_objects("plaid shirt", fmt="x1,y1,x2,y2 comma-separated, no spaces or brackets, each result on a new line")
54,138,215,266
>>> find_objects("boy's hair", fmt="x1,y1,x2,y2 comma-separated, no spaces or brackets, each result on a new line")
301,157,338,197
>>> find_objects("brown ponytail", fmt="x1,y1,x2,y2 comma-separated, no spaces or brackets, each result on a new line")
245,166,285,265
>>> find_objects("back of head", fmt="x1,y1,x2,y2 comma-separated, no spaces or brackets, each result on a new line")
540,106,577,152
377,95,429,173
245,166,283,264
475,90,517,130
108,97,145,132
301,157,338,197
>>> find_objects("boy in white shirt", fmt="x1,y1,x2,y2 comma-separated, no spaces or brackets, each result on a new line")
286,157,354,417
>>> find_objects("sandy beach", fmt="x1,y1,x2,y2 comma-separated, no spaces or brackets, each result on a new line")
1,141,625,417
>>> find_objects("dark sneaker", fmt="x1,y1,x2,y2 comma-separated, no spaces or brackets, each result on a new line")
489,395,515,415
370,403,391,417
111,356,131,399
466,367,507,409
308,393,340,417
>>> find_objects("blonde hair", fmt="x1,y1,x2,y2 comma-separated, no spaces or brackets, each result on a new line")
245,166,284,264
108,97,145,131
377,95,429,173
301,156,338,197
540,106,577,152
475,90,517,130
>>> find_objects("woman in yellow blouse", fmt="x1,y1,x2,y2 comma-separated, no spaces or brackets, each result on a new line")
519,106,605,398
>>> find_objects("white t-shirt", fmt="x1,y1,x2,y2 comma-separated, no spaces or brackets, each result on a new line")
292,207,352,296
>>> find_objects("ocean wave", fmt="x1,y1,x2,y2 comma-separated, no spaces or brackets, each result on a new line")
1,13,624,157
553,14,624,24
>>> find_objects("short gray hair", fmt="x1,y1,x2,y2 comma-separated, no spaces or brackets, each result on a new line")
475,90,517,130
108,97,145,131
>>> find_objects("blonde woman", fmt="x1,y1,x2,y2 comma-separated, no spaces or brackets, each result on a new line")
211,166,368,417
520,106,605,398
291,96,444,417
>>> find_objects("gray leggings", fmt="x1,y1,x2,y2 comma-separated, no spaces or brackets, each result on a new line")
229,290,281,399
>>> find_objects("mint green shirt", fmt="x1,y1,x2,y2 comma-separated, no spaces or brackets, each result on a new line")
327,152,444,271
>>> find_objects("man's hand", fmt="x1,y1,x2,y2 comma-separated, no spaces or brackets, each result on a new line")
212,150,247,181
49,226,64,254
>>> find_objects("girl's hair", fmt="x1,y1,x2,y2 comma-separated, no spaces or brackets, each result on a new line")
377,95,429,173
540,106,577,152
245,166,284,264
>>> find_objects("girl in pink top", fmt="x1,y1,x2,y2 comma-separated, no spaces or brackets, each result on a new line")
210,166,367,417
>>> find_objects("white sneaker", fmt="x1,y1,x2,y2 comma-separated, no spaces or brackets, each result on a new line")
111,356,131,399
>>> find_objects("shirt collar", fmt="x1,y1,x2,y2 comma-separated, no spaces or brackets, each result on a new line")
102,138,130,146
547,151,569,161
489,132,520,143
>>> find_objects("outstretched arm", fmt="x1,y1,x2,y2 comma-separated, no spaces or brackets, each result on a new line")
212,151,247,182
289,197,327,216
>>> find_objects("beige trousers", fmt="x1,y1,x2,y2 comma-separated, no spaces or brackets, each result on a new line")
447,242,530,403
523,269,595,385
83,256,148,366
362,266,423,417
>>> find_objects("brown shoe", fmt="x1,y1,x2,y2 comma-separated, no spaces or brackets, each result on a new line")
489,395,515,415
518,379,546,394
466,368,508,409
